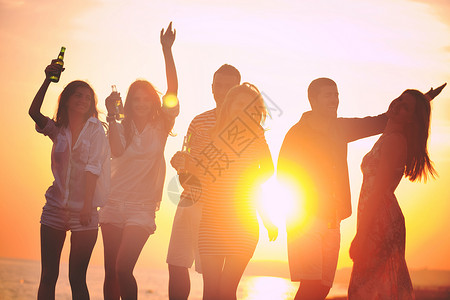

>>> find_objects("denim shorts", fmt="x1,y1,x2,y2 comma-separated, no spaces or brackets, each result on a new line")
99,200,157,235
40,204,99,232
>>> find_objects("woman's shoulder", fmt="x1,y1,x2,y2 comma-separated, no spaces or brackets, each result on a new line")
86,117,108,135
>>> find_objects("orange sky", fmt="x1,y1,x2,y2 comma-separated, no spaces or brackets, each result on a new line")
1,0,450,275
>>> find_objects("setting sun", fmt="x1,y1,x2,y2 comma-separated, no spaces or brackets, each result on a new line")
1,0,450,299
258,176,299,228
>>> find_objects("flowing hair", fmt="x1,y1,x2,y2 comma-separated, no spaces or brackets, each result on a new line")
54,80,99,127
403,89,436,182
121,80,174,148
211,82,267,138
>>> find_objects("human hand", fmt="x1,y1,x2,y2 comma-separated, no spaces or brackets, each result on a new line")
80,205,92,226
425,83,447,101
160,21,176,49
105,91,121,116
44,59,65,80
171,151,190,173
265,222,278,241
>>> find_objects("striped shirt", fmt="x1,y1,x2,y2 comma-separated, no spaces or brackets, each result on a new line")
195,115,268,256
179,109,217,205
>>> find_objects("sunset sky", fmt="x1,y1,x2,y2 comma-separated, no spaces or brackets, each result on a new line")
1,0,449,277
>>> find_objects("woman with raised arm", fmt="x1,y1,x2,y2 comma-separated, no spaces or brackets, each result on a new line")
187,83,278,300
29,61,110,300
348,84,446,299
99,22,179,300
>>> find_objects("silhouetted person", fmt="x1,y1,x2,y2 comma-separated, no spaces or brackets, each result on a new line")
349,85,445,299
277,78,388,300
99,22,179,300
190,83,278,300
278,78,445,300
29,62,110,300
166,64,241,300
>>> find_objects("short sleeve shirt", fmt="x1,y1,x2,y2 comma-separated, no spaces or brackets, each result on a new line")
36,117,111,211
107,101,180,208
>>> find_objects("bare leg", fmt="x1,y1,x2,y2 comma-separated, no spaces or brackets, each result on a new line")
294,280,331,300
38,224,66,300
101,224,123,300
219,255,251,300
69,229,98,300
168,264,191,300
200,255,224,300
116,225,149,300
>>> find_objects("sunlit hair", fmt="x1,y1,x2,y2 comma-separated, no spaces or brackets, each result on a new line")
307,77,337,106
122,80,174,147
213,64,241,83
211,82,267,137
402,89,436,182
54,80,98,128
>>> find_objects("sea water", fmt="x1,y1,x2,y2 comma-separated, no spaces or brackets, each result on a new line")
0,257,347,299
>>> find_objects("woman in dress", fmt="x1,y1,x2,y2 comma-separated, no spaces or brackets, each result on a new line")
29,61,110,300
348,86,445,299
191,83,278,300
99,23,179,300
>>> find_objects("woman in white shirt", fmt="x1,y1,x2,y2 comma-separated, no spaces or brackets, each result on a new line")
99,22,179,300
29,61,110,300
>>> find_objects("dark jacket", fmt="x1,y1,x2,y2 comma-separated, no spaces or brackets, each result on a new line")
277,111,387,223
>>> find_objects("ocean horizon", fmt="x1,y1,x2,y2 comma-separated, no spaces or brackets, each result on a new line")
0,256,349,300
2,257,450,299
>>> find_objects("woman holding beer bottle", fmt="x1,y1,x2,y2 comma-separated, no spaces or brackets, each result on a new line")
29,57,110,300
99,22,179,300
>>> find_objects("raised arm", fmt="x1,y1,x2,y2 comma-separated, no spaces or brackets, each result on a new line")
424,83,446,101
160,22,177,96
29,60,63,129
105,92,126,157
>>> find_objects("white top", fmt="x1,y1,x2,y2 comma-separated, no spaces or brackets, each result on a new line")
107,104,179,209
36,117,111,210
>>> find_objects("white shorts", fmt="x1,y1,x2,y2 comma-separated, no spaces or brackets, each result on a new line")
166,201,202,273
287,218,340,287
99,200,157,235
41,204,99,232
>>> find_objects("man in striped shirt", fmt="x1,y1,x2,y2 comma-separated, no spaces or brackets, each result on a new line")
166,64,241,300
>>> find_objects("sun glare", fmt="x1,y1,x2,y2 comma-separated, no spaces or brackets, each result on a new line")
258,176,300,228
163,93,179,108
239,276,296,300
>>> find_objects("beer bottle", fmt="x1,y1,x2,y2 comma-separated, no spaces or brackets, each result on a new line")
111,85,125,120
49,47,66,83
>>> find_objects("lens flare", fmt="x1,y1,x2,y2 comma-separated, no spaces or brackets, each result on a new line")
257,176,299,228
163,93,179,108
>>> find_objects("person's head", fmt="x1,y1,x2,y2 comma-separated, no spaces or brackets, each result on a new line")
55,80,98,127
212,64,241,107
307,78,339,118
124,80,161,122
388,89,436,181
212,82,267,136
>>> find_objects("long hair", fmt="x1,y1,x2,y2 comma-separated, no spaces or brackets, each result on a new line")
54,80,98,127
121,80,174,147
211,82,267,138
403,89,436,182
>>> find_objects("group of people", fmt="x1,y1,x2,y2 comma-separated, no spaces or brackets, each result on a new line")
28,22,445,300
